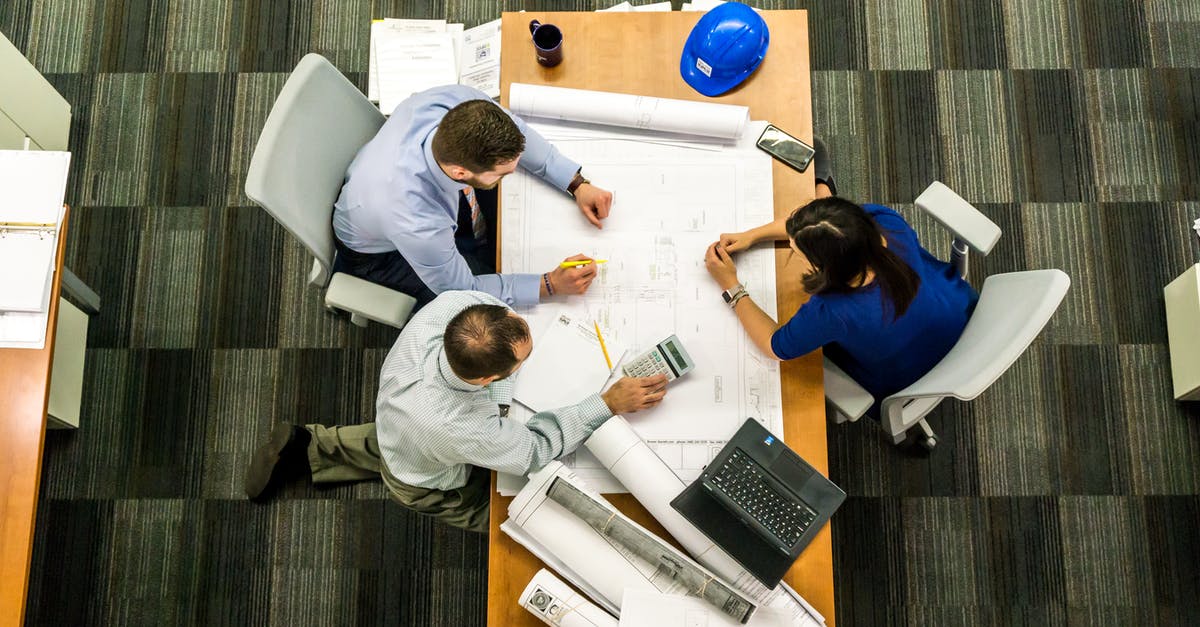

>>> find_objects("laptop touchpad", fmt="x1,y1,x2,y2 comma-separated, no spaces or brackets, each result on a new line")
771,453,815,489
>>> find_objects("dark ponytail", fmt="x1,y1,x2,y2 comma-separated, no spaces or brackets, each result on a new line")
785,197,920,320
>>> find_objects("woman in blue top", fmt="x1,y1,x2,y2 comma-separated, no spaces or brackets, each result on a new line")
704,191,978,421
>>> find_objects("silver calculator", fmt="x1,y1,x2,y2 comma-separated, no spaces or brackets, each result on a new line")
621,334,695,381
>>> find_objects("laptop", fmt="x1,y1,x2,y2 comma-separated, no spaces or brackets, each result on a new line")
670,418,846,588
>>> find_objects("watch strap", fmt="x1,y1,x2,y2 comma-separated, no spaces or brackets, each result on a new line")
567,171,589,197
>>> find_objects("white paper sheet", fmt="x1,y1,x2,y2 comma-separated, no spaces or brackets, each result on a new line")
368,19,448,103
631,1,673,10
514,311,626,414
0,232,55,311
0,150,70,225
509,84,750,140
458,19,502,98
374,32,459,114
620,588,793,627
498,120,782,495
520,569,619,626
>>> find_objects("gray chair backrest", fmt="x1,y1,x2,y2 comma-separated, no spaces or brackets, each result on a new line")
244,53,385,287
882,269,1070,414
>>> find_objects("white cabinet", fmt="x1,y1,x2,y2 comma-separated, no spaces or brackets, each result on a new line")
1165,263,1200,401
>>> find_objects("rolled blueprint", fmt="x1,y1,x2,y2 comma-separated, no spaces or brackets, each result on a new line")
509,83,751,140
510,463,697,612
585,416,826,626
520,568,618,627
546,478,756,624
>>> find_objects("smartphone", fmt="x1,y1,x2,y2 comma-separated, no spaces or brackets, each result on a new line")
756,124,816,173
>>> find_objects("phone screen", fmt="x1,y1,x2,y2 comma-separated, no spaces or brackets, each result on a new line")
756,125,816,173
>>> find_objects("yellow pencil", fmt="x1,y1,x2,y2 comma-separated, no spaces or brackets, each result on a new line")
593,321,613,370
560,259,608,268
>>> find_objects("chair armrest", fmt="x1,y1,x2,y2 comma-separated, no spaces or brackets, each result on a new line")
325,272,416,329
823,358,874,422
915,181,1001,255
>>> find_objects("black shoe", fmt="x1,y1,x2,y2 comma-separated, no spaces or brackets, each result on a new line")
811,136,838,196
245,424,311,501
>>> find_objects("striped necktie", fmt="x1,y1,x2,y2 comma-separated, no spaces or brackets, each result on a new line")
462,186,486,241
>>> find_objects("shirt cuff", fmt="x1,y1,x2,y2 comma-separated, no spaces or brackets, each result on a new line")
546,154,582,192
576,393,614,432
515,273,542,306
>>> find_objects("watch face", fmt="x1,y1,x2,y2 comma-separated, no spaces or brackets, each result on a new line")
722,290,734,303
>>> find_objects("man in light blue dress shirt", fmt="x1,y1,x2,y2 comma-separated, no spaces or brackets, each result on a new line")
332,85,614,310
244,291,668,532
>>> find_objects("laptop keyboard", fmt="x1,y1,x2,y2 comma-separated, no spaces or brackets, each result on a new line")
709,449,819,548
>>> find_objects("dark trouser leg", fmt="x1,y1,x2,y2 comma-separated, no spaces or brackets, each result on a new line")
331,238,439,310
332,190,497,311
380,464,491,533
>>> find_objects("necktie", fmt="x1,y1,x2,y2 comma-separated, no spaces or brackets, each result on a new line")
463,186,486,241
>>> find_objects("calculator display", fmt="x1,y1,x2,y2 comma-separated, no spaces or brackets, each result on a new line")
662,340,689,371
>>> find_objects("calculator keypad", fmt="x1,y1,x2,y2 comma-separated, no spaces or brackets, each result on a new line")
622,350,677,380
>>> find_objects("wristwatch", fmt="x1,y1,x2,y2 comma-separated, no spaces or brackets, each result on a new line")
721,284,747,307
567,170,589,198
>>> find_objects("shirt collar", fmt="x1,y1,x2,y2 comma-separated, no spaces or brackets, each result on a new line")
424,128,469,196
438,350,483,392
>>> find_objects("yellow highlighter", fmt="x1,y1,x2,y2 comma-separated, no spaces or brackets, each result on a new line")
593,322,613,370
560,259,608,269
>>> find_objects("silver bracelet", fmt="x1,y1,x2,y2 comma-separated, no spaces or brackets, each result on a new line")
729,290,749,308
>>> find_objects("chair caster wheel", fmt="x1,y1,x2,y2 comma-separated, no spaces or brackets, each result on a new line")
918,434,937,452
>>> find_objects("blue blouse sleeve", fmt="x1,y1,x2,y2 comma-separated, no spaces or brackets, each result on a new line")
770,297,847,360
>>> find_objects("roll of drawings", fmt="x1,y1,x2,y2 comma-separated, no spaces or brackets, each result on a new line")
519,568,618,627
508,83,751,140
584,416,827,626
545,477,757,624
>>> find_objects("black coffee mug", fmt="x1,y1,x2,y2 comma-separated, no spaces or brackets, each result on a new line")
529,20,563,67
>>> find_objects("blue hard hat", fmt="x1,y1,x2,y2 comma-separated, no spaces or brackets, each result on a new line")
680,2,770,97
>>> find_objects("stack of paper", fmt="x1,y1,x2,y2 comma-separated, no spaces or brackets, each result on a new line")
368,18,502,113
513,311,626,414
0,150,70,350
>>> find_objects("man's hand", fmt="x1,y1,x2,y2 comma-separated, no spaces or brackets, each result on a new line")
545,254,599,296
704,242,741,291
574,183,613,229
601,374,669,414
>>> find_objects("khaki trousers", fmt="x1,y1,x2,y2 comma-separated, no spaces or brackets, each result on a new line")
305,423,491,533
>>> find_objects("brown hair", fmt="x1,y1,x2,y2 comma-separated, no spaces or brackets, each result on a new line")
444,304,531,380
785,197,921,320
431,100,526,173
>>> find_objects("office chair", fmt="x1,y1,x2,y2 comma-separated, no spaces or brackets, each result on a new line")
245,53,415,328
823,182,1071,451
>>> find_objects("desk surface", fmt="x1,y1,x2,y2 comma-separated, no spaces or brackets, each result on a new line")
0,209,68,627
488,10,832,626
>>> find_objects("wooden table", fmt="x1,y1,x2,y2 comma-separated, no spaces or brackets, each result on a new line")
0,209,69,627
488,11,831,625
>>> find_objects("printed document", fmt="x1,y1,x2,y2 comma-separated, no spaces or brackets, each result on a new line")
498,109,782,495
514,312,626,414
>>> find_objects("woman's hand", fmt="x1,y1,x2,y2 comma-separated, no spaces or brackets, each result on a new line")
717,230,757,254
704,242,741,290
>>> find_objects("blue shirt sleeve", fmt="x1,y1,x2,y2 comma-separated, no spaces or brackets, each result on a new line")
507,110,580,191
770,297,848,360
389,217,541,306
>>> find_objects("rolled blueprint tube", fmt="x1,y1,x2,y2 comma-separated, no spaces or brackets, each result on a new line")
546,478,756,624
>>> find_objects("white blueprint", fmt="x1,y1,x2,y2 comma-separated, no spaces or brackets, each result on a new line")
499,123,783,494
